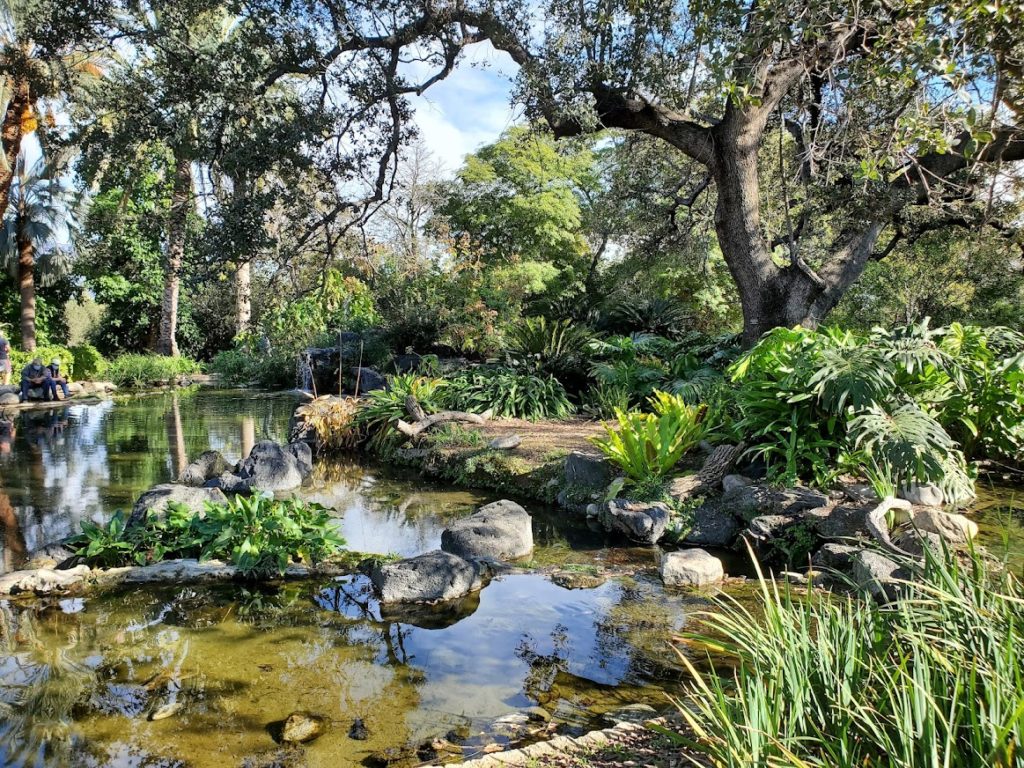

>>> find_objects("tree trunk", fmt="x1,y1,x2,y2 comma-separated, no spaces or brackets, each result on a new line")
235,259,251,336
157,151,192,357
0,75,30,222
16,203,36,352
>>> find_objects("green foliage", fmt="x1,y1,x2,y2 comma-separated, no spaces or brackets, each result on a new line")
10,344,75,378
70,344,107,380
590,392,707,486
358,373,449,450
444,367,574,420
673,547,1024,768
69,496,346,578
209,348,252,385
585,381,633,418
504,316,593,381
106,354,202,388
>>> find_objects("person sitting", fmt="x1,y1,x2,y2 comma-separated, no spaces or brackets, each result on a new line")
20,358,57,402
46,358,71,399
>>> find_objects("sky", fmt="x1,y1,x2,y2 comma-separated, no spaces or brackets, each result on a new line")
404,41,520,175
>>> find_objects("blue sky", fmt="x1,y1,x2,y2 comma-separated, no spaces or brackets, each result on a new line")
406,42,520,174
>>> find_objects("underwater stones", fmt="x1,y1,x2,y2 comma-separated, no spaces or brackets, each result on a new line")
601,703,659,725
660,549,724,587
488,433,522,450
179,450,231,487
599,499,670,545
369,550,482,603
129,484,228,527
237,440,307,492
563,450,612,491
550,570,608,590
280,712,326,743
0,564,91,595
441,500,534,561
348,718,369,740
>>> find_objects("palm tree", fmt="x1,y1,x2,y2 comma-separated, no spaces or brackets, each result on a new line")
0,154,75,351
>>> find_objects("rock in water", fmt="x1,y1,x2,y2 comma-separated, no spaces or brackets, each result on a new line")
441,500,534,561
348,718,369,740
129,484,228,527
179,450,231,486
661,549,725,587
237,441,306,492
369,550,482,603
599,499,670,544
280,712,325,744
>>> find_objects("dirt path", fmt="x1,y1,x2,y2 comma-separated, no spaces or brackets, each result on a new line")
477,418,605,463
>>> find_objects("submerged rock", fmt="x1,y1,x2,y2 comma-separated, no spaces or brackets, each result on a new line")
600,499,670,544
441,499,534,561
348,718,369,740
130,484,228,526
369,550,482,603
661,549,724,587
550,570,607,590
602,703,658,725
279,712,325,744
179,450,231,487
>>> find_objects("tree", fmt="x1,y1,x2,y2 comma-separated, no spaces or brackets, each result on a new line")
0,154,74,351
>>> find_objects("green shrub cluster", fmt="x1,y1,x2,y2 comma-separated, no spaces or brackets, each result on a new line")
106,353,203,388
10,345,76,378
71,344,108,380
675,547,1024,767
444,366,574,420
69,495,346,578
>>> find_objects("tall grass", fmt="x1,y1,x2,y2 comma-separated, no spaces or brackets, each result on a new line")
671,547,1024,767
107,354,202,388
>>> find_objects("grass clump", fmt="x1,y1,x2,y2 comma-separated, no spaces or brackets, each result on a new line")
107,353,202,388
69,494,345,578
670,547,1024,767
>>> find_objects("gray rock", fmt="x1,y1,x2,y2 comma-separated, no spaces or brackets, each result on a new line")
121,558,237,583
551,570,607,590
205,472,249,492
130,484,228,526
811,543,861,571
839,481,879,504
488,434,522,450
441,499,534,560
892,528,946,559
286,441,314,476
802,504,872,541
369,550,482,603
280,712,325,744
179,450,231,487
746,514,796,541
721,484,829,521
661,549,724,587
564,450,612,490
851,550,909,602
237,441,305,492
898,483,944,507
0,392,19,406
898,507,978,545
682,499,742,547
722,474,753,493
600,499,670,544
352,367,386,393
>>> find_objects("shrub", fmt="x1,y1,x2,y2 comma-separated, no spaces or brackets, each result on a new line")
69,495,346,578
590,391,707,489
10,344,76,379
70,344,108,380
672,547,1024,768
210,348,252,385
504,316,593,382
294,395,361,452
357,373,448,449
444,367,574,420
106,353,202,388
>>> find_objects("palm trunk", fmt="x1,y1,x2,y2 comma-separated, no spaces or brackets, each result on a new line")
16,202,36,352
233,172,252,335
0,75,30,221
157,151,192,357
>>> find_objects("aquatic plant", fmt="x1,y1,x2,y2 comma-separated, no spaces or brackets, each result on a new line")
669,546,1024,768
69,495,346,578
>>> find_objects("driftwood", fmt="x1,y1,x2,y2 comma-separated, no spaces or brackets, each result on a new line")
395,394,490,438
669,442,746,500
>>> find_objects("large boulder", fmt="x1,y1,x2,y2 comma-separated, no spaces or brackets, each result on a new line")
0,392,19,406
850,550,910,602
179,450,231,487
801,504,873,541
599,499,670,545
811,542,861,571
898,482,944,507
352,367,386,393
721,484,829,521
130,484,228,526
369,550,483,603
563,450,612,490
661,549,724,587
441,500,534,561
894,507,978,545
236,441,306,492
682,499,742,547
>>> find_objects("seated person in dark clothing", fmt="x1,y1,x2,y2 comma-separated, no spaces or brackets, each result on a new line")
46,358,71,399
20,358,57,402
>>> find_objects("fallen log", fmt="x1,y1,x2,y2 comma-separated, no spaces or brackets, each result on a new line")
395,395,490,438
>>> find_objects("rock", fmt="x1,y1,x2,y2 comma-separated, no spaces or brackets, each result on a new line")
130,484,228,527
811,543,861,571
179,450,231,487
441,499,534,561
205,472,249,492
722,474,753,493
721,484,829,521
892,528,946,558
898,483,944,507
24,544,76,570
850,550,909,602
148,700,185,721
237,441,306,492
348,718,369,740
242,747,306,768
682,499,742,547
0,392,19,406
661,549,724,587
746,514,796,541
0,564,91,596
551,570,607,590
488,434,522,450
602,703,658,725
352,367,386,393
369,550,482,603
599,499,670,545
286,441,313,476
392,353,422,373
280,712,325,744
802,504,872,541
895,507,978,545
121,558,237,583
564,450,612,490
839,481,879,504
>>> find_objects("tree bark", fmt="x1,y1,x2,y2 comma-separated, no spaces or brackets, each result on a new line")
0,75,30,222
16,196,36,352
156,151,192,357
233,171,252,336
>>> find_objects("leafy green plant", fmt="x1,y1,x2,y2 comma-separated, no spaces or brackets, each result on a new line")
669,546,1024,768
70,344,108,380
504,316,593,381
10,344,76,379
106,353,202,388
590,392,707,486
358,373,449,449
585,381,633,418
444,367,574,420
68,495,346,578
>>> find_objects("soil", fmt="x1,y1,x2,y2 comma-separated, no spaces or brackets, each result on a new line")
477,417,605,463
